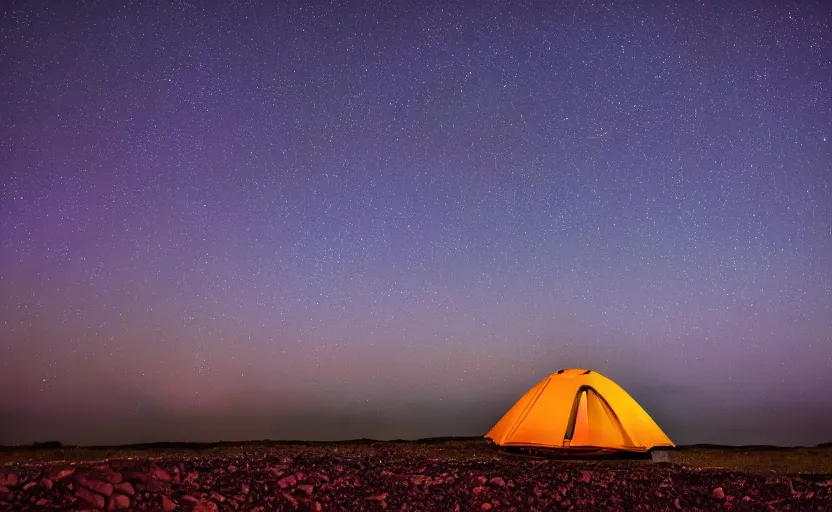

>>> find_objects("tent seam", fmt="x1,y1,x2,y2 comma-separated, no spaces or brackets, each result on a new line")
505,378,551,442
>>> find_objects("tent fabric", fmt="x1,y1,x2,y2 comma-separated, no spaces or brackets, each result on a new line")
485,368,674,452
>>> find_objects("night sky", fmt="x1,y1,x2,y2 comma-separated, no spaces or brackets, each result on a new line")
1,0,831,448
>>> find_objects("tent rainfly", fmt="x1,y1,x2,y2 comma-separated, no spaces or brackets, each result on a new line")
485,368,674,452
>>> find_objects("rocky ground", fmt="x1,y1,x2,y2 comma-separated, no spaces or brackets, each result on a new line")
1,442,831,511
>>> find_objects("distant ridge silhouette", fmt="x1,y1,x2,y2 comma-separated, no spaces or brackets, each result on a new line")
1,437,830,451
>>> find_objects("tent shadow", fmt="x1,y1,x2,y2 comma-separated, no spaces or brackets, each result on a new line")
499,445,655,460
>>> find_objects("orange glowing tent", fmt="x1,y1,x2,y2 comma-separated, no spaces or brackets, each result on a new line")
485,368,674,452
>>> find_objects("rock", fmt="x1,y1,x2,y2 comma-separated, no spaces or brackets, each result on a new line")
298,484,314,495
713,487,725,500
367,492,387,509
152,466,173,482
481,504,493,511
42,477,54,490
581,471,592,483
36,498,49,506
489,477,507,488
0,486,7,494
674,497,682,509
0,473,19,487
193,501,219,512
104,471,123,484
472,486,486,495
277,474,297,488
281,493,299,508
184,471,200,483
267,465,289,476
162,495,177,511
210,491,226,502
23,481,37,490
652,451,671,463
54,468,76,481
115,482,135,496
110,494,131,510
80,476,114,497
76,487,106,509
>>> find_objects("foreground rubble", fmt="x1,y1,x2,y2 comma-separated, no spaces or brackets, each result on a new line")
1,446,830,511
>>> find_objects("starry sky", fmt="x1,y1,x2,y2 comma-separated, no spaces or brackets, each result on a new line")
1,0,831,448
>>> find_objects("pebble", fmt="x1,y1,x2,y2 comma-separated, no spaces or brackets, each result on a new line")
161,495,177,511
489,476,507,488
115,481,135,496
75,486,106,509
0,473,19,487
152,467,172,483
110,493,131,510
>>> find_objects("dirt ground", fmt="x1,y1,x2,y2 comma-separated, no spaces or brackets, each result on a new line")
1,439,831,511
3,438,832,475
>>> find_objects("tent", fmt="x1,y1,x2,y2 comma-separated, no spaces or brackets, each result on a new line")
485,368,674,452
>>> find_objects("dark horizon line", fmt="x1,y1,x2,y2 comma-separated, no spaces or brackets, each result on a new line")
3,437,831,451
